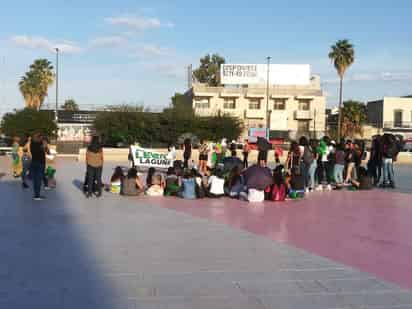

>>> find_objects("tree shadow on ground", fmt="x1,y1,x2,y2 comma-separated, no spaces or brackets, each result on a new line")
0,178,131,308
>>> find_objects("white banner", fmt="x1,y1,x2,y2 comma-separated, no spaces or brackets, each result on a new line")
130,146,174,169
221,64,310,85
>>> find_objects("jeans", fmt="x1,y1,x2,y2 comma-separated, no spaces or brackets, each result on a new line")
21,165,29,185
31,161,45,198
317,161,327,184
334,164,344,184
308,160,317,188
301,161,308,188
382,158,394,185
243,153,249,168
86,165,103,195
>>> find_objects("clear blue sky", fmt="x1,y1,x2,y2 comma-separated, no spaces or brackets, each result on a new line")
1,0,411,114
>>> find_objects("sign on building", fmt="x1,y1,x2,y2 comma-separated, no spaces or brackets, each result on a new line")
221,64,310,86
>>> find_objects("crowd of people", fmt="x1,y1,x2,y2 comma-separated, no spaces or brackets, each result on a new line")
7,132,400,201
83,133,401,203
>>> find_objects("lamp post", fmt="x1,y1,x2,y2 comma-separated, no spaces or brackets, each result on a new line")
55,48,59,123
266,56,271,139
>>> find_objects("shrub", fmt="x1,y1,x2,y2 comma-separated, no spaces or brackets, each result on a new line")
1,108,57,140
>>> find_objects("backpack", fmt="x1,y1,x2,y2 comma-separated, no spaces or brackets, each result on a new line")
271,184,286,201
383,143,396,159
302,146,314,165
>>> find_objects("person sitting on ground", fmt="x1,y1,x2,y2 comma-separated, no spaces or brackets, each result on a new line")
122,167,144,196
226,166,244,198
351,167,373,190
109,166,125,194
164,167,180,196
146,167,156,188
178,169,197,200
207,168,225,198
267,165,287,202
289,166,305,199
145,174,164,196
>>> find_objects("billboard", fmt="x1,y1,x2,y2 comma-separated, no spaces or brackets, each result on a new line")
221,64,310,85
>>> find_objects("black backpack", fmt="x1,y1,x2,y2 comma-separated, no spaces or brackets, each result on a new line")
303,146,314,165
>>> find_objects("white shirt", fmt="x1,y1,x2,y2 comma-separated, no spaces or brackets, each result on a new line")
248,189,265,202
208,176,225,195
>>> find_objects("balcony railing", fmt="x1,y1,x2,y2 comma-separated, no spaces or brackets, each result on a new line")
294,110,313,120
384,122,412,129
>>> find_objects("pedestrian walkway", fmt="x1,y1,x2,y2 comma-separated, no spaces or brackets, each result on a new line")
0,158,411,308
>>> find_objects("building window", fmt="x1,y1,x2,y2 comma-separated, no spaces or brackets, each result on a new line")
194,97,210,109
394,109,403,127
298,99,311,111
273,99,286,110
223,98,236,109
249,98,261,110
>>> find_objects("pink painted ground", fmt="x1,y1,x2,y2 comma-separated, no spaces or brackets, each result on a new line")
149,190,412,289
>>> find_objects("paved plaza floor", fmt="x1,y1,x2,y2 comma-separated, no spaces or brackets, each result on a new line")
0,157,412,308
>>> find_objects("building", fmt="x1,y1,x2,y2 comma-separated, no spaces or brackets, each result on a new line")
186,64,326,140
367,96,412,137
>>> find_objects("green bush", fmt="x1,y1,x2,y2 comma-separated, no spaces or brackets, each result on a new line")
94,111,243,146
1,108,57,139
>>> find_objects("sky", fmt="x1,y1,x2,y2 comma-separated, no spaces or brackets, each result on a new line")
1,0,412,115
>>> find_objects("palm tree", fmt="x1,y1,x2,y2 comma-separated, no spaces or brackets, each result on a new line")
328,40,355,141
19,59,54,110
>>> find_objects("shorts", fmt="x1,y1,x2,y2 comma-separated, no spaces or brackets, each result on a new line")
199,154,208,161
258,151,268,162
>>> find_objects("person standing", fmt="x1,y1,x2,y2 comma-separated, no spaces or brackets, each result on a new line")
183,138,192,169
30,133,47,200
242,140,250,169
381,134,398,188
85,136,104,198
198,140,208,174
11,137,23,178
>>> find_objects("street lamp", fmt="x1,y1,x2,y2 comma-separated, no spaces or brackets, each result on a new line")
55,48,59,123
266,56,271,139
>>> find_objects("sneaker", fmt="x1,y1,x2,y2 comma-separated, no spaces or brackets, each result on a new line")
326,184,332,191
316,185,323,191
33,196,45,201
22,183,29,189
44,186,51,191
305,188,310,194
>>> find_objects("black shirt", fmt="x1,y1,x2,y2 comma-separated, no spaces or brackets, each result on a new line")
30,141,46,165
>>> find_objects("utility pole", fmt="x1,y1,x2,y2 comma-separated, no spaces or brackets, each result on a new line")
55,48,59,123
266,56,271,139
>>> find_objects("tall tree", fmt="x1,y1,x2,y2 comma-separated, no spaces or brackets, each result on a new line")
193,54,226,86
341,100,367,138
61,99,79,111
328,40,355,142
19,59,55,110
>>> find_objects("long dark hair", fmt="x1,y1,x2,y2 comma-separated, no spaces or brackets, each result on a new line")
228,166,241,187
146,167,156,187
299,136,308,147
127,167,138,179
111,166,124,182
88,136,102,153
273,165,285,186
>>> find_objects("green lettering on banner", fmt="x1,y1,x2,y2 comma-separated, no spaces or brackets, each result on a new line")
143,151,151,159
